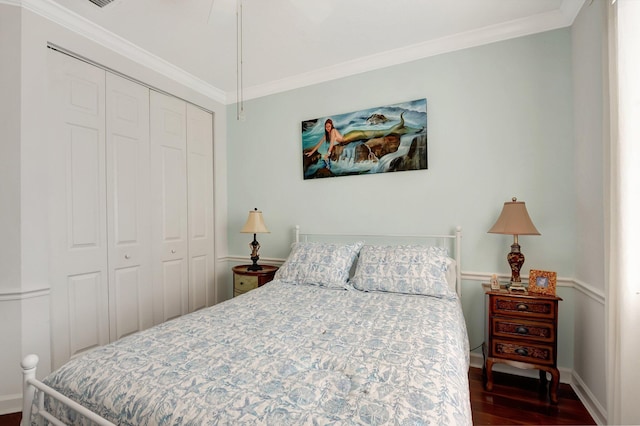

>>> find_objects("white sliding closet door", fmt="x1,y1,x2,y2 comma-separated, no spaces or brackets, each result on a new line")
150,91,189,323
48,50,109,369
105,73,152,341
187,104,214,311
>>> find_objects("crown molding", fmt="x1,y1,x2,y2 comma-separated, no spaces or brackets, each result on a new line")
233,0,586,102
5,0,226,104
4,0,584,105
561,0,587,23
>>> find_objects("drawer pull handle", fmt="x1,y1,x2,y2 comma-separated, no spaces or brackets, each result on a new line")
516,303,529,311
516,326,529,334
515,348,529,357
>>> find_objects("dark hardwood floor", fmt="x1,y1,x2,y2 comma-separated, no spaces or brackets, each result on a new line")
0,412,19,426
0,367,595,425
470,367,596,425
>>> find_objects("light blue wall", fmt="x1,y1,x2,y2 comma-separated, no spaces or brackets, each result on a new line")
227,29,575,368
571,0,607,413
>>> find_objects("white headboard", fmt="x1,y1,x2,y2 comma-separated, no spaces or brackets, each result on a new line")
294,225,463,296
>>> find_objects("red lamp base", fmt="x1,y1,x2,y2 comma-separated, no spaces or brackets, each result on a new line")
507,242,525,284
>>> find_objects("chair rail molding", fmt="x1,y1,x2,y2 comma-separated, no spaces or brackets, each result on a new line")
571,278,605,305
221,260,605,305
0,287,50,302
223,255,286,266
465,271,604,304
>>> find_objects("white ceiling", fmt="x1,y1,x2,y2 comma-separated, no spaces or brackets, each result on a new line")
45,0,585,103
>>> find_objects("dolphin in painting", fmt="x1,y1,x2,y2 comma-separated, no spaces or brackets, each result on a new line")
341,112,423,144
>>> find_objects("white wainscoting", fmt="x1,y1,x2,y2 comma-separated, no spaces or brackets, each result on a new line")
0,287,51,415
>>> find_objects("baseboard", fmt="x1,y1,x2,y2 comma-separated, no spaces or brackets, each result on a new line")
470,351,606,425
0,393,21,416
469,351,571,384
571,371,607,425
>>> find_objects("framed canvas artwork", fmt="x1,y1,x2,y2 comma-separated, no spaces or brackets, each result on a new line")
301,99,427,179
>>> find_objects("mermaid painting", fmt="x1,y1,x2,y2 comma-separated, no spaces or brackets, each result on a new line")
301,99,427,179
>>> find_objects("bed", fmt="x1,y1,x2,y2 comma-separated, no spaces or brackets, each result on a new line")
21,227,470,425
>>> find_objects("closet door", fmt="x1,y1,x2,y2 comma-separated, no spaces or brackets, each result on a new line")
150,91,189,323
186,104,215,311
48,50,109,369
105,73,152,341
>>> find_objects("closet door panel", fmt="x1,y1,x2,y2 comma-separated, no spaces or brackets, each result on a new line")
162,260,185,320
106,73,152,341
113,266,141,338
189,255,208,310
187,104,215,311
151,91,189,324
111,136,139,240
68,126,102,250
68,273,104,354
161,148,185,239
48,50,109,369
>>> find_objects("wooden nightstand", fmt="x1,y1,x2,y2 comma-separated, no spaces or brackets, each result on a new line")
484,287,562,404
232,265,278,297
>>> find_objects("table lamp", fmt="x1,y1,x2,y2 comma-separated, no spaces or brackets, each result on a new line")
240,208,270,271
488,197,540,289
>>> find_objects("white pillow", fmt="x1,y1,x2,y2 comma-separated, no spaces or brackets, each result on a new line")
350,244,455,297
274,241,363,288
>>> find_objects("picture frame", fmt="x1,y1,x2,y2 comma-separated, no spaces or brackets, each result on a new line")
301,99,427,179
528,269,557,296
490,274,500,290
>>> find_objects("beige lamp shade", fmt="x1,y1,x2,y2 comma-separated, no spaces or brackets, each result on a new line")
240,208,270,234
488,198,540,236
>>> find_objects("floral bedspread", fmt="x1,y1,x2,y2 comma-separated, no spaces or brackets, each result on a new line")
42,281,471,425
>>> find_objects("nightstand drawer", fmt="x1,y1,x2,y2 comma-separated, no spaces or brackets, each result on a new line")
491,339,555,365
234,274,258,293
492,295,556,320
491,317,555,343
485,287,562,404
232,265,278,298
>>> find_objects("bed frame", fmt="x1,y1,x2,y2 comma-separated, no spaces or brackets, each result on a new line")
21,355,115,426
21,225,462,426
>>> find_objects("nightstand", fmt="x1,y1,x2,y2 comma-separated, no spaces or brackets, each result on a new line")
484,287,563,404
232,265,278,297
